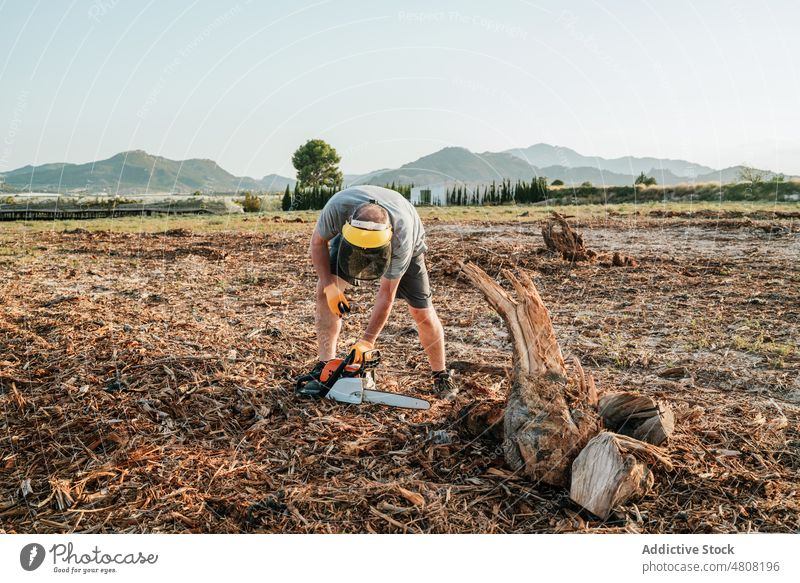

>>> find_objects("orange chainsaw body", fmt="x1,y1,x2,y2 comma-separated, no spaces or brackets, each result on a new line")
319,359,361,383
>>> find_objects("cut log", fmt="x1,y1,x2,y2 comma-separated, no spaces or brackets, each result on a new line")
598,392,675,446
459,262,601,487
570,431,671,519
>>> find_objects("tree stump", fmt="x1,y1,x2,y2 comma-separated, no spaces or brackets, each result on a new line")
541,212,637,267
459,262,673,518
459,263,601,487
541,211,594,262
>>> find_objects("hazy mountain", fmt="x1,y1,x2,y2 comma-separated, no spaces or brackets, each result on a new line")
1,150,294,193
693,166,781,184
353,145,788,187
354,147,695,187
258,174,296,191
355,147,535,186
344,169,391,185
506,143,715,179
536,165,636,186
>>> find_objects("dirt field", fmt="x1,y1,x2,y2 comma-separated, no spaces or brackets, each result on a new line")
1,205,799,533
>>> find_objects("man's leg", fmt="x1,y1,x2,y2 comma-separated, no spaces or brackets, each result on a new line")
315,276,349,361
408,305,445,371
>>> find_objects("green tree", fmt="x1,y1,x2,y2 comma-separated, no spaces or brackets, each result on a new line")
635,172,657,186
551,179,564,186
535,177,549,202
281,185,292,211
291,139,343,189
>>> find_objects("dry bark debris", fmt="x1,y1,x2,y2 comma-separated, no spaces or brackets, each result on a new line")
0,213,798,533
542,211,637,267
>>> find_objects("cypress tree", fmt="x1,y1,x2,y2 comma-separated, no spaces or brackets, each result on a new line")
281,185,292,211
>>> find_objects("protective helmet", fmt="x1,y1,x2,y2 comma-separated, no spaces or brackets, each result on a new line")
337,209,392,281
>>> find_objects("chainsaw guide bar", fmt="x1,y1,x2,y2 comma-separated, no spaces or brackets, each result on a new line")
295,349,430,410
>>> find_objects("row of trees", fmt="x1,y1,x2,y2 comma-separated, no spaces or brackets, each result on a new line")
282,183,340,211
282,181,413,211
281,179,550,210
442,178,549,206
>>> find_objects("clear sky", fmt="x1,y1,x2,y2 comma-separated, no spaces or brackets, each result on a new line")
1,0,798,177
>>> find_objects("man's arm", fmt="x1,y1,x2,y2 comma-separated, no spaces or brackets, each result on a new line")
361,277,400,345
309,227,333,286
310,227,352,317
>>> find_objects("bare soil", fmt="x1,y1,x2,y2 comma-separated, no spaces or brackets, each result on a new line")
1,211,798,533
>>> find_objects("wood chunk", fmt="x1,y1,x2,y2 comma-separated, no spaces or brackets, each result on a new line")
569,432,655,520
611,251,638,267
632,408,675,445
599,392,675,446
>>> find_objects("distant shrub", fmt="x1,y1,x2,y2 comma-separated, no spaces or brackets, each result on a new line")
551,179,564,186
238,191,262,212
87,196,140,209
737,165,765,184
635,172,657,186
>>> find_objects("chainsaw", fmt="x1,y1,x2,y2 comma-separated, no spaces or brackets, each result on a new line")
295,349,430,410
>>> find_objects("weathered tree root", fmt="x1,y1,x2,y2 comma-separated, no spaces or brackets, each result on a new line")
542,211,638,267
458,261,673,518
459,262,600,487
542,211,593,262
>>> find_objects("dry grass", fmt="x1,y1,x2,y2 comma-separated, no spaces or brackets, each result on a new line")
1,208,798,533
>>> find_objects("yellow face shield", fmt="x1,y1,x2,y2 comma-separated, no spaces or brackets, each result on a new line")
337,219,393,281
341,221,392,248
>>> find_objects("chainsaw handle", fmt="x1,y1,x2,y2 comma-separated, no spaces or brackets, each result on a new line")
325,349,356,388
361,348,381,368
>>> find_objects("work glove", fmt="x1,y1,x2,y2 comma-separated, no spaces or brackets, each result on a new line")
323,283,350,318
351,339,374,364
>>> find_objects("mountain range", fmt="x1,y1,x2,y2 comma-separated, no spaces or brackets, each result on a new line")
0,150,296,194
0,144,788,193
350,145,785,187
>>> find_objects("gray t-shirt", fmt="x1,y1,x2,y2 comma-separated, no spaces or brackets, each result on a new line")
315,185,427,279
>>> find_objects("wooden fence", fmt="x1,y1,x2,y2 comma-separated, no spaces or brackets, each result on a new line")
0,207,213,221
